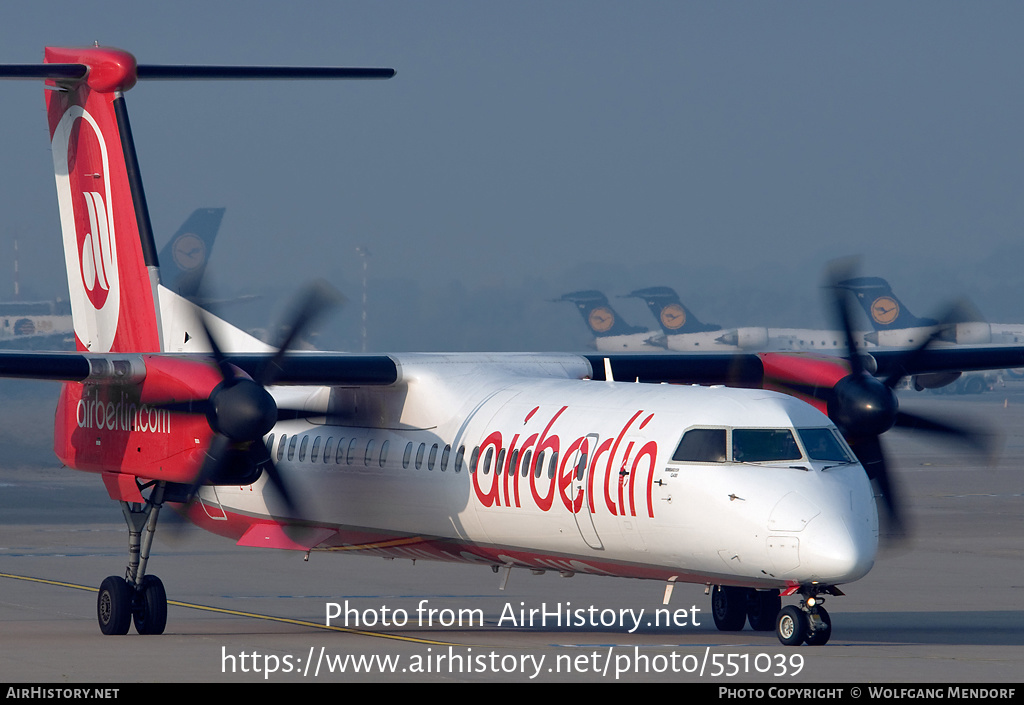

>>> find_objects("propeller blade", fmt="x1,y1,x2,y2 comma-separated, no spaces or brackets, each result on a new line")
259,280,344,386
893,409,996,458
189,433,233,499
249,440,299,513
881,300,974,390
847,435,905,540
824,258,865,376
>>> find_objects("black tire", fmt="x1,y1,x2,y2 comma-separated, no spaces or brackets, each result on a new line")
133,575,168,635
776,605,807,646
746,590,782,631
804,606,832,646
711,586,747,631
97,576,132,636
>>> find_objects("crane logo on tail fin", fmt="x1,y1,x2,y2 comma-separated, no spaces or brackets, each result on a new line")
870,296,900,326
52,105,121,351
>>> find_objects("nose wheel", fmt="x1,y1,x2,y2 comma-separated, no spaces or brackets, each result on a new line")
775,595,832,646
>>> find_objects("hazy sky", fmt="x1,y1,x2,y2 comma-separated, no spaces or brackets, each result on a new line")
4,2,1024,349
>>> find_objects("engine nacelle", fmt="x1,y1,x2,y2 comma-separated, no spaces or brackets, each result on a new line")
912,371,962,390
945,322,992,345
54,355,225,485
715,327,769,350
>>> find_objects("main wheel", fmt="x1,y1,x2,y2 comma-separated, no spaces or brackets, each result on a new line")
776,605,807,646
746,590,782,631
804,606,832,646
711,586,748,631
132,575,168,635
97,576,132,636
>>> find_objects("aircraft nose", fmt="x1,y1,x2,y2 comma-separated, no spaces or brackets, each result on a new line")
799,509,878,584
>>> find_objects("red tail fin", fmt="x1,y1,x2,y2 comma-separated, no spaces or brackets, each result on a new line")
45,47,161,353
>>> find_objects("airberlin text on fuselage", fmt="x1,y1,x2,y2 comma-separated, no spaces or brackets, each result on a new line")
471,406,658,518
76,390,171,434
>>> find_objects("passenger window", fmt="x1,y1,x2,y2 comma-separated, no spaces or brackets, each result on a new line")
534,451,545,478
379,440,389,468
547,451,558,479
575,451,588,481
365,439,376,466
311,436,321,463
277,434,287,461
266,433,275,453
496,449,506,475
336,438,347,464
287,435,297,461
298,436,309,462
509,449,518,477
521,449,532,477
347,438,358,465
470,447,480,474
672,428,727,463
455,446,465,473
732,429,801,462
440,444,450,471
415,443,425,470
482,448,494,475
323,437,334,463
403,442,413,469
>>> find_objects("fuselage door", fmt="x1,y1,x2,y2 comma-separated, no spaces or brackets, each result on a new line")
570,433,603,550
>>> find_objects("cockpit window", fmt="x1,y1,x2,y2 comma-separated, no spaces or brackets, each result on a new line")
732,429,801,462
672,428,727,462
798,428,854,462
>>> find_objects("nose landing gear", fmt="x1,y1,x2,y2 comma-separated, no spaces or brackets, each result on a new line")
775,590,833,646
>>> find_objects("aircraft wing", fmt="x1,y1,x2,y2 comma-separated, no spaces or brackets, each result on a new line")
5,346,1024,388
0,351,400,386
584,346,1024,385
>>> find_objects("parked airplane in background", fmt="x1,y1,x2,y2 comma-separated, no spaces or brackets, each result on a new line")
626,286,863,352
836,277,1024,393
158,207,225,298
3,47,1023,649
555,290,666,351
563,286,869,353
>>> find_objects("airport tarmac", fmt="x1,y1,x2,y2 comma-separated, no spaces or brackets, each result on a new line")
1,385,1022,683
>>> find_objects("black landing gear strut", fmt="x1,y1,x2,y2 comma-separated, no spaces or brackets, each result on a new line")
97,482,171,635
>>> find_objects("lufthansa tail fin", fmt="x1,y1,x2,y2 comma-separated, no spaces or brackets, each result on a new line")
834,277,937,331
158,208,225,298
555,290,650,338
625,287,722,335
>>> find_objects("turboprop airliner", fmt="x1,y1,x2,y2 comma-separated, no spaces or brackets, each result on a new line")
3,47,1024,648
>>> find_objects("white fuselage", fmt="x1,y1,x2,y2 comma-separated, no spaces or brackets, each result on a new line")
196,354,879,591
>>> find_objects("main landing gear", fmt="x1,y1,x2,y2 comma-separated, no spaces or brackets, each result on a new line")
97,482,172,635
710,586,781,633
709,585,833,646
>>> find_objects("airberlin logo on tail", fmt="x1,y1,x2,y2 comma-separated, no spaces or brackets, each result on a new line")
80,191,115,306
52,105,121,352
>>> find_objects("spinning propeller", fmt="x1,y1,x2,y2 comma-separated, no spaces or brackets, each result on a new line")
817,261,993,536
158,281,342,512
